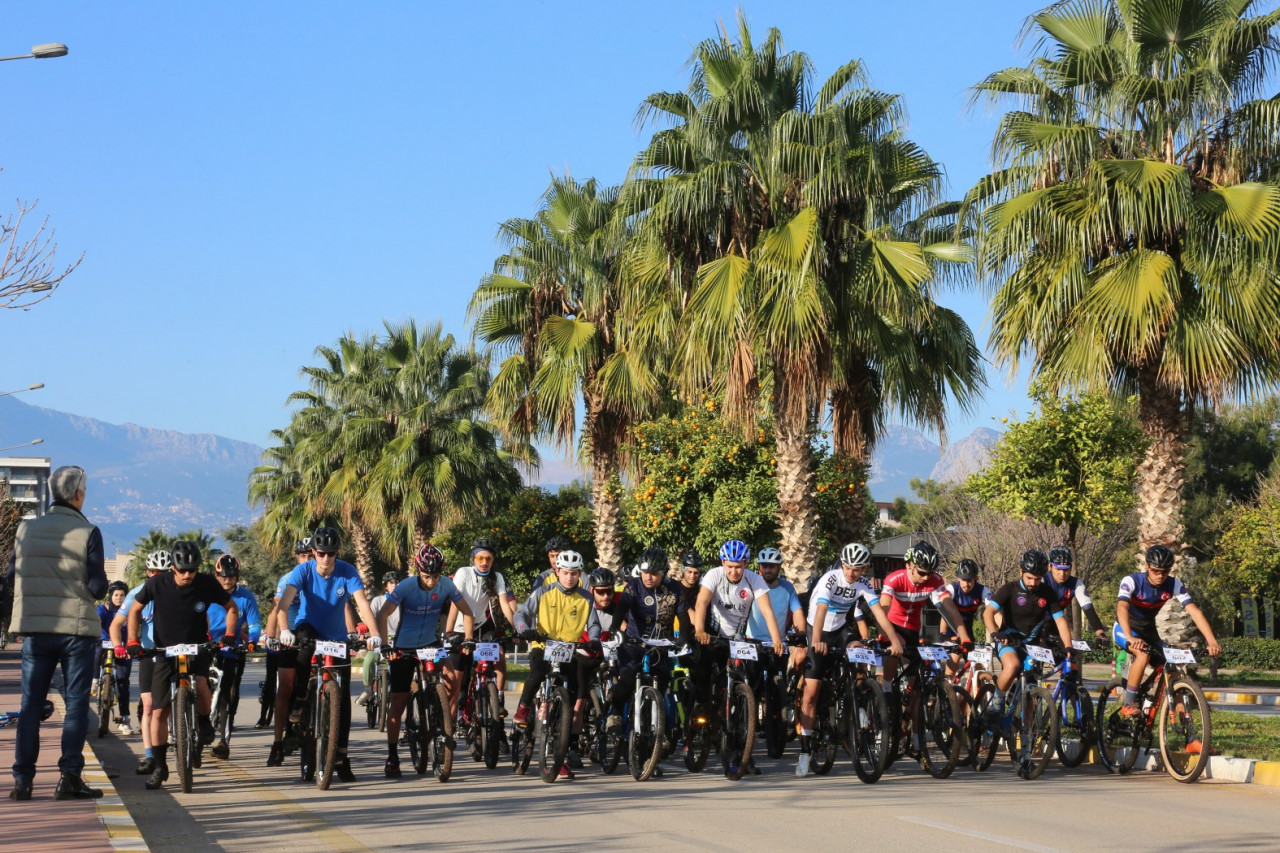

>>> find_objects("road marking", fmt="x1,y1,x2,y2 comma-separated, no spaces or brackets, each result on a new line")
215,759,376,853
898,817,1066,852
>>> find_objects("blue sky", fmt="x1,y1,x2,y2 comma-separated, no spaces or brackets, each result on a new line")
3,1,1044,463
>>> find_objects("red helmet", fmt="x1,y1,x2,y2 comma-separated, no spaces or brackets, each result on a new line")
414,544,446,575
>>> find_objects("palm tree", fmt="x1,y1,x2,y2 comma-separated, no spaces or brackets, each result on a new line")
126,529,173,585
248,427,313,555
967,0,1280,557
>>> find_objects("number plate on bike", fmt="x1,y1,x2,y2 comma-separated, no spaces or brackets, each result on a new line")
917,645,948,661
315,640,347,659
545,641,575,663
1072,640,1091,651
1025,644,1055,664
729,641,758,661
474,642,501,662
642,638,674,647
416,647,447,662
165,644,198,657
1163,646,1196,664
101,640,114,650
846,647,878,665
968,647,992,666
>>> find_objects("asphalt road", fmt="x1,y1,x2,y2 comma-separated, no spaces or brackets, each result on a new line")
89,661,1280,853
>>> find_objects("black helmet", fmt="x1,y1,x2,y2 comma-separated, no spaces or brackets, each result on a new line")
214,554,241,577
471,537,497,557
544,535,572,553
588,568,616,589
956,559,979,581
1019,549,1049,577
638,546,668,573
311,526,341,553
1047,546,1073,568
1145,545,1175,570
905,541,939,572
107,580,129,595
171,541,201,571
382,571,403,586
294,538,312,555
680,551,703,569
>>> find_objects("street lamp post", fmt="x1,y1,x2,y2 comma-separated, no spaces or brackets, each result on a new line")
0,43,68,62
0,438,44,453
0,383,45,399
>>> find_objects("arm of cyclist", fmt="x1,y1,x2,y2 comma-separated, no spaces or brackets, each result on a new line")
454,596,476,643
865,601,904,656
810,601,830,655
693,585,713,645
220,600,240,647
1115,599,1143,652
239,592,263,644
935,597,973,648
754,596,786,656
497,587,519,627
350,588,380,649
376,599,397,644
270,585,299,646
1052,610,1073,653
124,597,145,656
1071,580,1108,640
1184,601,1222,657
512,589,540,639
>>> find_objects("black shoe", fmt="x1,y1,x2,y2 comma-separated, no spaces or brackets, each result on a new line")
267,742,284,767
135,756,156,775
192,748,202,769
335,756,356,784
384,758,401,778
145,764,169,790
198,718,216,746
54,772,103,800
254,718,270,729
567,748,583,770
300,761,314,783
210,739,230,760
8,779,31,801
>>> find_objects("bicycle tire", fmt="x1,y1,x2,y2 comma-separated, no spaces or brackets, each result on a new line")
968,681,1000,772
884,683,905,768
811,682,837,776
721,680,756,781
684,715,711,773
1096,677,1140,774
365,671,379,730
1056,681,1093,768
482,682,502,769
377,668,391,733
596,689,623,775
629,685,665,781
1010,685,1056,780
1160,678,1211,783
850,678,889,784
537,686,573,783
174,685,196,794
97,672,113,738
210,675,230,747
918,677,962,779
316,680,340,790
510,727,530,775
430,682,455,782
407,692,425,775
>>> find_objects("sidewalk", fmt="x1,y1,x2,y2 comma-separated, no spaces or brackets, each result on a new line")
0,646,142,851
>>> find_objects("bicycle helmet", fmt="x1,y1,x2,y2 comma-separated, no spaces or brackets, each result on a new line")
1019,549,1049,577
214,554,241,577
171,541,201,571
471,537,497,557
145,550,173,572
588,568,616,589
757,547,783,566
555,550,584,571
719,539,751,562
107,580,129,595
840,542,870,567
381,571,403,586
1047,546,1073,568
638,546,668,573
955,558,979,581
904,540,939,572
544,535,572,553
680,551,703,569
1145,544,1175,570
413,544,445,575
294,538,312,555
311,526,341,553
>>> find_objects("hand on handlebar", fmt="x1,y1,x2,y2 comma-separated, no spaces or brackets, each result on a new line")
695,630,710,646
126,641,142,660
812,639,828,656
279,628,296,648
517,628,541,642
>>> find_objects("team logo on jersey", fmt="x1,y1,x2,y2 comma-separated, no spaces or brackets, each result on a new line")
195,602,207,613
644,596,655,607
1160,592,1170,601
738,589,750,600
1037,598,1047,608
431,593,439,601
335,585,346,597
1016,595,1027,606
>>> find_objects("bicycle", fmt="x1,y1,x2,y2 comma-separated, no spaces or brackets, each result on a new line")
364,651,389,731
459,637,510,770
1096,643,1211,783
586,641,623,774
709,637,758,781
620,636,675,781
394,642,457,782
208,642,252,759
510,638,586,783
951,644,1000,772
290,636,363,790
1050,639,1097,768
143,641,233,793
883,642,963,779
96,641,118,738
973,636,1058,780
753,635,795,761
844,645,891,783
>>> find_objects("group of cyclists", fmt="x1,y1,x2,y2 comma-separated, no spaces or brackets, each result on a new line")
90,524,1223,788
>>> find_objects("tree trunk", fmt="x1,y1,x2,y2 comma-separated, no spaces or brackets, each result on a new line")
1135,369,1190,562
775,415,822,588
349,516,376,590
585,396,624,571
835,447,872,545
411,514,434,556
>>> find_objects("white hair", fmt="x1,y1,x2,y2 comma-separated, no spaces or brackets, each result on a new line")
49,465,87,502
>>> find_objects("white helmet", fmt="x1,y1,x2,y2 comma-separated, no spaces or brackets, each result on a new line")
555,550,584,571
841,542,871,567
145,550,173,571
757,547,783,566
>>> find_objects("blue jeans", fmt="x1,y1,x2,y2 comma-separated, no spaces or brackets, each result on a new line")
12,632,97,782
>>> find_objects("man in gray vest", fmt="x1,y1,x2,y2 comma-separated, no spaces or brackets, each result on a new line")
8,465,108,801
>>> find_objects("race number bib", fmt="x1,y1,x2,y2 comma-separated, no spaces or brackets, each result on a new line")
1163,646,1196,664
1025,645,1056,665
968,647,993,666
917,645,948,662
315,640,348,659
545,641,575,664
729,641,758,661
165,644,199,657
1072,641,1091,651
643,638,674,647
474,643,501,662
102,640,115,650
416,647,448,662
847,647,878,665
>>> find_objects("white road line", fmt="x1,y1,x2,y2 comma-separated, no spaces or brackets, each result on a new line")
898,816,1067,853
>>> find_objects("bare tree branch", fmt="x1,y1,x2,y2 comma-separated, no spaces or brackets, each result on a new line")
1,198,82,309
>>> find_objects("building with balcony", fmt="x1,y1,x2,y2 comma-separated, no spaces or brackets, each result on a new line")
0,456,51,520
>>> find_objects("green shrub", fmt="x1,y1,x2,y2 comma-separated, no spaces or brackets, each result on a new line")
1217,637,1280,671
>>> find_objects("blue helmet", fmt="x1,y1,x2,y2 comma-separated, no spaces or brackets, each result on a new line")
719,539,751,562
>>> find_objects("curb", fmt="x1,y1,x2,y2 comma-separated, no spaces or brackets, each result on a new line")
1202,690,1280,706
1079,741,1280,786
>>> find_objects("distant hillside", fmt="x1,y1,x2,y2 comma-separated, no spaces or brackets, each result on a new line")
930,427,1001,485
0,396,262,552
867,425,940,502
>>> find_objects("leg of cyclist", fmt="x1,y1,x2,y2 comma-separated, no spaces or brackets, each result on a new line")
268,647,297,766
135,659,156,774
383,656,414,777
570,655,599,768
194,649,215,746
514,647,548,728
257,649,278,727
115,657,134,735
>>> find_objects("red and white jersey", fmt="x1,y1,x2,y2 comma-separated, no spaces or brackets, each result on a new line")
880,568,950,632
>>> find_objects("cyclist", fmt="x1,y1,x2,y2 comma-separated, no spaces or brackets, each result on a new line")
357,571,403,706
512,549,600,780
124,541,238,790
942,558,991,679
1044,546,1108,644
205,554,262,759
1114,545,1222,731
800,543,904,775
267,526,380,784
257,538,310,730
982,549,1074,725
607,555,683,731
98,580,133,736
880,541,973,686
264,539,309,763
677,551,703,631
446,538,519,716
533,535,574,588
747,547,806,674
376,544,474,778
576,566,627,768
109,550,169,774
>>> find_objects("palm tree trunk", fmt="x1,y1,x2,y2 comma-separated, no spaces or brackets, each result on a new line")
411,514,433,556
1135,370,1189,560
586,398,624,569
775,415,822,587
349,516,376,590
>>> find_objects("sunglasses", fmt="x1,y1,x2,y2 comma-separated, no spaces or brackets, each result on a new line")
315,552,337,559
174,567,198,575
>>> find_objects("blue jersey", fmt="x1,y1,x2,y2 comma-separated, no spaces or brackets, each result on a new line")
121,583,156,648
1118,572,1193,628
282,559,365,642
746,579,800,641
386,576,463,648
208,584,263,642
274,570,302,631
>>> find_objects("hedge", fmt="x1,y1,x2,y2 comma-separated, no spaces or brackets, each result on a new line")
1216,637,1280,670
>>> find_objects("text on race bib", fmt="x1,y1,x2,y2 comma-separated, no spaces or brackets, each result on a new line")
846,647,878,665
968,647,993,666
315,640,348,659
1025,644,1056,664
166,644,199,657
1163,646,1196,664
474,643,501,662
102,640,114,649
729,641,758,661
545,641,575,664
917,645,948,662
642,638,674,647
1072,640,1091,651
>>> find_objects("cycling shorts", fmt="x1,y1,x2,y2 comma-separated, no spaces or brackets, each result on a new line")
805,629,850,680
388,656,419,693
1113,621,1161,652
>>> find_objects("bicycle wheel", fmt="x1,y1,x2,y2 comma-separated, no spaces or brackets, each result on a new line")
1009,685,1056,780
173,685,196,794
684,714,711,773
315,680,341,790
1096,677,1140,774
97,672,113,738
537,686,573,783
918,678,962,779
365,672,379,730
210,680,230,747
811,684,837,776
1160,678,1211,783
883,684,905,768
720,681,756,781
763,681,787,760
377,670,391,733
406,693,425,775
481,682,502,769
429,682,455,782
629,685,665,781
968,681,1000,772
595,690,622,775
850,678,889,784
1056,682,1094,768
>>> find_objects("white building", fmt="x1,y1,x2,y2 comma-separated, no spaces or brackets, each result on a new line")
0,456,51,520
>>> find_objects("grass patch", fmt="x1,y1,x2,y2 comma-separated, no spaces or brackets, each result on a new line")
506,663,529,682
1202,669,1280,689
1211,709,1280,763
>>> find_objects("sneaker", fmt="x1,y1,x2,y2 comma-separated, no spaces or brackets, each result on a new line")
211,739,230,760
605,714,623,735
135,756,156,775
567,748,583,770
356,691,370,706
254,717,270,729
145,763,169,790
513,704,531,728
796,753,811,776
335,756,356,783
267,742,285,767
118,719,133,736
558,764,574,780
197,718,216,745
1119,704,1142,720
384,758,401,778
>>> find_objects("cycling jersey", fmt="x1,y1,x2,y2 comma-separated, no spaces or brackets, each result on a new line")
386,576,463,647
806,568,878,633
514,583,597,644
280,558,365,642
534,568,557,588
622,576,683,640
746,577,801,641
591,592,627,642
273,571,301,630
369,593,401,639
987,579,1064,637
120,584,155,647
98,602,121,641
1043,574,1105,633
135,573,233,647
208,584,263,643
699,567,770,638
449,566,513,632
880,568,950,632
1117,572,1193,628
